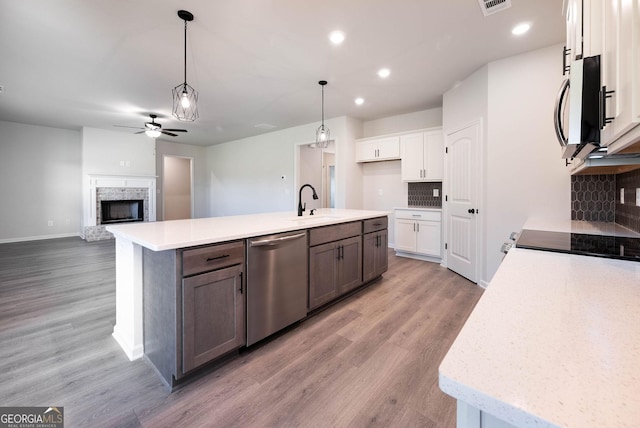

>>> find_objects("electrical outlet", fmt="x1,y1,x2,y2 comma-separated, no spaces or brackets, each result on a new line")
433,188,440,197
0,85,4,94
119,160,125,167
47,220,53,227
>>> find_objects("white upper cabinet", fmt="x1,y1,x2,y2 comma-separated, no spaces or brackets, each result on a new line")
600,0,640,150
564,0,602,64
355,136,400,162
400,129,444,182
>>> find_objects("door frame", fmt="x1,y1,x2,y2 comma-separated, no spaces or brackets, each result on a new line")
161,154,194,220
442,118,485,285
293,140,337,210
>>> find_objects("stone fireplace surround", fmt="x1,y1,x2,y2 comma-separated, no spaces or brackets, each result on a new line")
83,175,156,241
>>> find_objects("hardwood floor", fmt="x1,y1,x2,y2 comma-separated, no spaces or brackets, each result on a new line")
0,237,483,427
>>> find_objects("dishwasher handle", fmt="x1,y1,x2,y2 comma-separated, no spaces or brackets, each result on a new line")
249,232,306,247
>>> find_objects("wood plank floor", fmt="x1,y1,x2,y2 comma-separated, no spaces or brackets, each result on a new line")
0,237,483,427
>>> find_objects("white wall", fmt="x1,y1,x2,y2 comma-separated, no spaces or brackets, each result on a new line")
156,140,208,219
363,108,443,138
485,44,570,282
81,127,155,176
443,44,570,286
0,121,82,242
206,116,363,217
361,107,443,245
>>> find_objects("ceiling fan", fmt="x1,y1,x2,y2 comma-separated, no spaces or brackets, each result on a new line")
114,114,188,138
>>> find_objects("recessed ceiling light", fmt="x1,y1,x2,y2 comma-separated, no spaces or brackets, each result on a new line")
378,68,391,78
512,23,530,35
329,31,345,45
354,97,364,105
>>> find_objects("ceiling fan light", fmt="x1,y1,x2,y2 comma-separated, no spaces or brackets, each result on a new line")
145,129,161,138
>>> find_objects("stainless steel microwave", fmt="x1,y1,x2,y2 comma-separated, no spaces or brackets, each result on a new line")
554,55,601,159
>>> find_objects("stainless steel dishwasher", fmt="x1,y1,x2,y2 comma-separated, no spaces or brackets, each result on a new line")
246,231,308,346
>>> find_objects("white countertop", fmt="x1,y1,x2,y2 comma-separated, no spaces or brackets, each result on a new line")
439,248,640,427
523,217,640,238
106,208,389,251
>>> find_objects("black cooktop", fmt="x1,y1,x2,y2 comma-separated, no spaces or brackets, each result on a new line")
516,229,640,262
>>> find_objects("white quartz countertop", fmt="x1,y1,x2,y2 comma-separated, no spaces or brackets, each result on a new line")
439,248,640,427
106,208,389,251
523,217,640,238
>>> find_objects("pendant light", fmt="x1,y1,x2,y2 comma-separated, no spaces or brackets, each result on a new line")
172,10,199,122
315,80,330,148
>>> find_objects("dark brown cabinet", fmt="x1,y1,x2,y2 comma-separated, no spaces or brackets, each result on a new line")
363,229,388,283
308,222,363,311
182,263,244,373
143,240,245,389
362,216,389,283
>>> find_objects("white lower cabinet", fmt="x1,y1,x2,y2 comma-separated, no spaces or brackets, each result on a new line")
394,209,441,260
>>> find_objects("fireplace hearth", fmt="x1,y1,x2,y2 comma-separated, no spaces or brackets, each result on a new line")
101,200,144,224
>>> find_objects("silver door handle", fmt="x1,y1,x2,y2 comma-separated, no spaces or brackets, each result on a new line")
554,78,569,148
250,232,306,247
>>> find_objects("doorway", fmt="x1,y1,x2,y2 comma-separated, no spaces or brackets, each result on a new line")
295,141,336,210
162,155,193,220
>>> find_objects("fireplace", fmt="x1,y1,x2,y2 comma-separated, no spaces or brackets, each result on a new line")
101,200,144,224
83,175,156,241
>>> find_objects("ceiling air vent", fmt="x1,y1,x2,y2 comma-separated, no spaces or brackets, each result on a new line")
477,0,512,16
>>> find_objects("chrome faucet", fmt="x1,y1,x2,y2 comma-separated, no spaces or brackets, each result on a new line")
298,184,319,216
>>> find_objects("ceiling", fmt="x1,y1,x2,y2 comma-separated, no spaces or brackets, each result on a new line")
0,0,565,146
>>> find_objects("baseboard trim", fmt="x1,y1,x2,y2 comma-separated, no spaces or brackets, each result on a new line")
0,232,81,244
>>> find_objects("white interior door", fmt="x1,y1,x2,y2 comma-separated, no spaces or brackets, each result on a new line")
446,123,479,283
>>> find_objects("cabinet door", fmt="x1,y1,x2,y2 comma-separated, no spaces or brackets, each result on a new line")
424,131,444,181
601,0,640,145
376,136,400,160
182,264,244,373
337,235,363,294
400,133,424,181
356,140,378,162
309,241,339,310
565,0,582,61
416,220,441,257
395,219,417,252
363,230,388,283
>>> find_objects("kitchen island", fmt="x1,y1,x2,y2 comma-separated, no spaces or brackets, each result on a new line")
439,247,640,427
106,209,388,363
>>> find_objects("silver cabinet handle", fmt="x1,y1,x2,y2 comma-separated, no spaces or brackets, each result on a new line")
250,232,306,247
554,78,569,148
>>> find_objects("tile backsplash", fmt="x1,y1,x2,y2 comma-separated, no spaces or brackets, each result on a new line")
571,169,640,233
616,169,640,233
408,182,442,208
571,175,616,222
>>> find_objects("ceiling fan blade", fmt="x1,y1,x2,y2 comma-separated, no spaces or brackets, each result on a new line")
134,130,146,134
163,129,188,133
113,125,144,130
161,131,178,137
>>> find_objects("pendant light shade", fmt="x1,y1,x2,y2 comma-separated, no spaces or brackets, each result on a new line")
172,10,199,122
315,80,330,148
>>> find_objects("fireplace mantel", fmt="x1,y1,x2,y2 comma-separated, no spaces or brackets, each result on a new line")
83,175,156,239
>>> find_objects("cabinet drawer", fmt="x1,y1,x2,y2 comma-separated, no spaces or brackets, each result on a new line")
182,240,244,277
394,209,441,222
309,221,362,247
363,216,388,234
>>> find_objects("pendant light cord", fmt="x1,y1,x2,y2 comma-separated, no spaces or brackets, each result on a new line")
183,20,188,87
321,84,325,126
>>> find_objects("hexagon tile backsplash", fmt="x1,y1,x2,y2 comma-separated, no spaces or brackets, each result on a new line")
571,169,640,233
